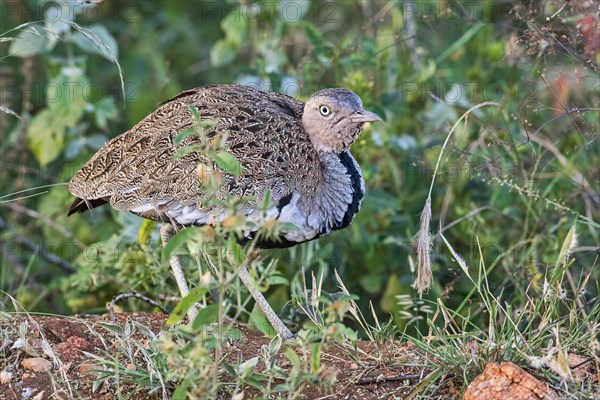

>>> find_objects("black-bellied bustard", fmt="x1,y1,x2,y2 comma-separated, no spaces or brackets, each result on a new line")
68,84,381,339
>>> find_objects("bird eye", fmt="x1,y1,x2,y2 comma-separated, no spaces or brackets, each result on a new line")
319,105,331,116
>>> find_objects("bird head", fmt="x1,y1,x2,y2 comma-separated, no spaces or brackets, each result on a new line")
302,88,381,153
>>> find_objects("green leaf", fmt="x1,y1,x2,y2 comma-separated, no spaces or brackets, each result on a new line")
417,58,437,83
211,150,243,176
210,39,237,67
279,0,310,23
249,303,274,337
166,287,208,326
28,107,84,165
174,128,198,146
46,69,89,115
552,222,578,285
174,107,218,145
274,383,291,392
172,380,190,400
268,275,289,286
94,97,118,129
266,335,283,356
304,23,327,48
380,274,403,313
192,304,220,329
161,228,197,262
434,22,484,66
71,24,119,61
223,363,238,378
310,343,321,374
27,70,89,165
304,24,334,64
221,11,248,46
358,274,382,294
224,328,243,341
173,144,204,159
9,24,54,57
98,323,124,334
187,103,203,123
317,243,334,260
284,347,300,370
27,109,66,165
237,356,259,376
44,3,72,47
137,219,157,245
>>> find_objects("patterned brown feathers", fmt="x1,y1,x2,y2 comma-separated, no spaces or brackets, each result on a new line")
68,84,380,247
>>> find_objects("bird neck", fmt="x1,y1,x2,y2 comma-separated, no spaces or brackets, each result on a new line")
300,150,365,234
309,139,347,154
302,117,356,154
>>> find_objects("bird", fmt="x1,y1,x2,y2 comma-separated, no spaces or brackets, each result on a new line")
67,84,381,339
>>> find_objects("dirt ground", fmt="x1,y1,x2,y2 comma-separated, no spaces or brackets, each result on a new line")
0,312,465,399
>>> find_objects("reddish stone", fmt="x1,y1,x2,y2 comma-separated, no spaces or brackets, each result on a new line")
56,336,94,362
464,362,557,400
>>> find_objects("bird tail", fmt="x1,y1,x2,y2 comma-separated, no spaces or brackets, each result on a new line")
67,197,108,216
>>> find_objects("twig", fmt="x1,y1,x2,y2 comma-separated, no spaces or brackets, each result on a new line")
539,74,584,139
355,373,421,385
529,22,599,73
522,108,600,147
364,0,398,30
404,1,420,71
0,215,76,273
438,206,496,234
108,292,170,323
571,357,594,370
0,105,21,119
531,134,599,207
2,202,85,248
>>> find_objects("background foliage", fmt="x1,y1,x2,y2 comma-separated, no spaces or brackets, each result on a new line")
1,0,598,340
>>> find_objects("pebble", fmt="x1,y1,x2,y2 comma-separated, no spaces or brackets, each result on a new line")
21,358,52,373
0,370,13,384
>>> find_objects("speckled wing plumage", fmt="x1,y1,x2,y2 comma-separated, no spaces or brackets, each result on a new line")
68,85,321,232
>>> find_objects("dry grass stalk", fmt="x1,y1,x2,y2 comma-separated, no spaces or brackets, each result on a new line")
413,101,501,295
412,196,433,295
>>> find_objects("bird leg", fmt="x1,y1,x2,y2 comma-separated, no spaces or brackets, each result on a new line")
238,265,294,340
161,223,291,338
160,223,200,322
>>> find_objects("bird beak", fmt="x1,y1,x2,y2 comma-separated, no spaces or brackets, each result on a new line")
350,109,382,123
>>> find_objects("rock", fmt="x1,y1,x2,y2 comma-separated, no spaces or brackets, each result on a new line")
21,357,52,373
78,364,94,375
464,361,558,400
79,364,100,380
0,369,13,384
568,354,595,382
344,361,358,370
57,335,93,361
41,317,87,342
32,391,45,400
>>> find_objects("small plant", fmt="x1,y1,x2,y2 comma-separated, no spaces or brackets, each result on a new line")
397,231,599,398
1,1,598,398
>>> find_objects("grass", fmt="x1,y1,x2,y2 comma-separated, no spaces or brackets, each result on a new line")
408,234,599,398
1,211,598,398
1,1,598,399
2,85,597,399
